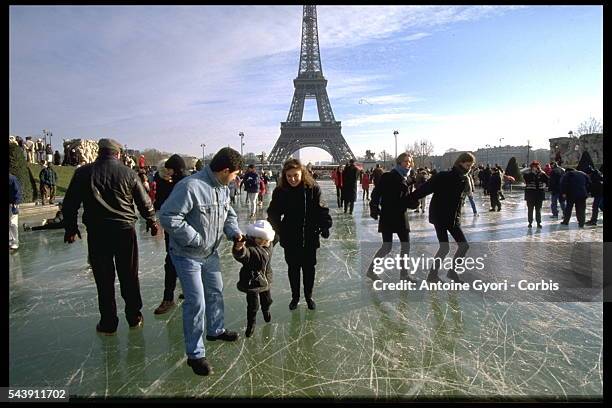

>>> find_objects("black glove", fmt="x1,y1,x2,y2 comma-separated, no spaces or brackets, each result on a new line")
146,219,159,236
320,229,330,239
64,228,82,243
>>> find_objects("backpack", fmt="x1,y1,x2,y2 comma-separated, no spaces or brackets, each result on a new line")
244,173,259,191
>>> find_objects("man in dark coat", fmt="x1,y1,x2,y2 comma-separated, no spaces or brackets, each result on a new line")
39,162,58,205
407,152,475,283
152,154,188,314
585,166,603,226
62,138,159,335
341,159,359,214
560,167,591,227
523,160,549,228
53,150,62,166
487,167,502,211
481,165,492,195
366,152,415,281
548,161,566,218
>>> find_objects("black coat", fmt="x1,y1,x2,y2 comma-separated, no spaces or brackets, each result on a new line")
523,171,549,202
341,164,359,202
588,169,603,197
62,155,156,232
548,167,565,193
560,170,591,200
487,172,502,192
408,167,468,229
267,182,332,250
370,169,415,233
233,238,273,293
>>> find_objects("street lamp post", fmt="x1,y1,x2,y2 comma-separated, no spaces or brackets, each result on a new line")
420,141,426,167
393,130,399,159
239,132,245,156
526,140,531,164
200,144,206,166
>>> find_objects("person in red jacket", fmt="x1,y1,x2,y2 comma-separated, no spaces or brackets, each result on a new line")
138,155,145,169
331,165,344,208
361,170,371,201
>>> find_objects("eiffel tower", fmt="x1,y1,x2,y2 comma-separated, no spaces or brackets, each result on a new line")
268,5,355,166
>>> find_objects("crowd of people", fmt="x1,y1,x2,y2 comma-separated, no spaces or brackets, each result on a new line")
8,139,604,378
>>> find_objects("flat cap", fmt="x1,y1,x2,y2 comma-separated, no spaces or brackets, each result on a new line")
98,138,122,152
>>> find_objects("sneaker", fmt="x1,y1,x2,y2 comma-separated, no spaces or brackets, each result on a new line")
289,298,299,310
537,224,542,229
306,298,316,310
96,324,117,336
489,209,495,212
262,310,271,323
496,208,501,211
206,330,239,342
585,220,597,226
245,322,255,338
528,223,532,228
154,300,175,315
560,221,569,226
129,315,144,329
187,357,212,376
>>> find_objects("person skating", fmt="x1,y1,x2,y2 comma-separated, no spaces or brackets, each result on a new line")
367,152,416,281
331,165,344,208
585,165,603,226
523,161,549,228
267,159,332,311
341,159,359,214
414,167,430,213
548,161,566,218
406,153,475,283
23,203,65,231
241,164,260,219
232,220,275,338
487,167,502,211
9,172,22,250
361,170,371,201
159,147,244,376
560,167,591,228
62,138,159,336
152,154,188,315
464,168,478,216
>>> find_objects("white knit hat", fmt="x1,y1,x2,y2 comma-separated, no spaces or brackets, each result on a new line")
245,220,275,241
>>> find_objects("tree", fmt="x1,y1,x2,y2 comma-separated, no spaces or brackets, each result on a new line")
9,142,37,203
577,151,595,173
378,150,390,163
243,152,257,164
405,139,435,168
576,117,603,136
142,148,170,167
505,157,523,183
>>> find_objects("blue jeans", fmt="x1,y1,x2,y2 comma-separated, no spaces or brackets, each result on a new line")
550,192,566,217
468,195,477,214
170,252,226,359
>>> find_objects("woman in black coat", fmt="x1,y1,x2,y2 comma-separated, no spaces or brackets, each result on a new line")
341,159,359,214
152,154,188,315
267,159,332,310
523,160,549,228
407,152,475,283
366,152,415,281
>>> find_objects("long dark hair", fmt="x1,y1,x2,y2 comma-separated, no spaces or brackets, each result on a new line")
278,159,315,189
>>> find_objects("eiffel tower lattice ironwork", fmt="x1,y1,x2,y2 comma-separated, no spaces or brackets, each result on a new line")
268,5,355,165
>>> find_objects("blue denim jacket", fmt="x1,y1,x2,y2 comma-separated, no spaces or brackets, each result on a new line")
159,166,241,261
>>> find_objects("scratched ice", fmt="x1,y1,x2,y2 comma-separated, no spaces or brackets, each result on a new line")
9,181,603,399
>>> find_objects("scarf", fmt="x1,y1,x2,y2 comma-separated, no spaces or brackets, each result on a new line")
394,165,410,178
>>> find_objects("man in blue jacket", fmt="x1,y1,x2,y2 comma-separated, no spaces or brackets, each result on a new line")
159,147,244,376
9,173,22,250
560,167,591,228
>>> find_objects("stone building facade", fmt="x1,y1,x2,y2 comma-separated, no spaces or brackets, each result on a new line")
549,133,603,167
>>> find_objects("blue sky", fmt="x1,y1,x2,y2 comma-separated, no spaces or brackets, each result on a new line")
9,5,602,163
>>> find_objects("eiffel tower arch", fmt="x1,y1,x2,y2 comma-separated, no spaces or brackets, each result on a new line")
268,5,355,166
